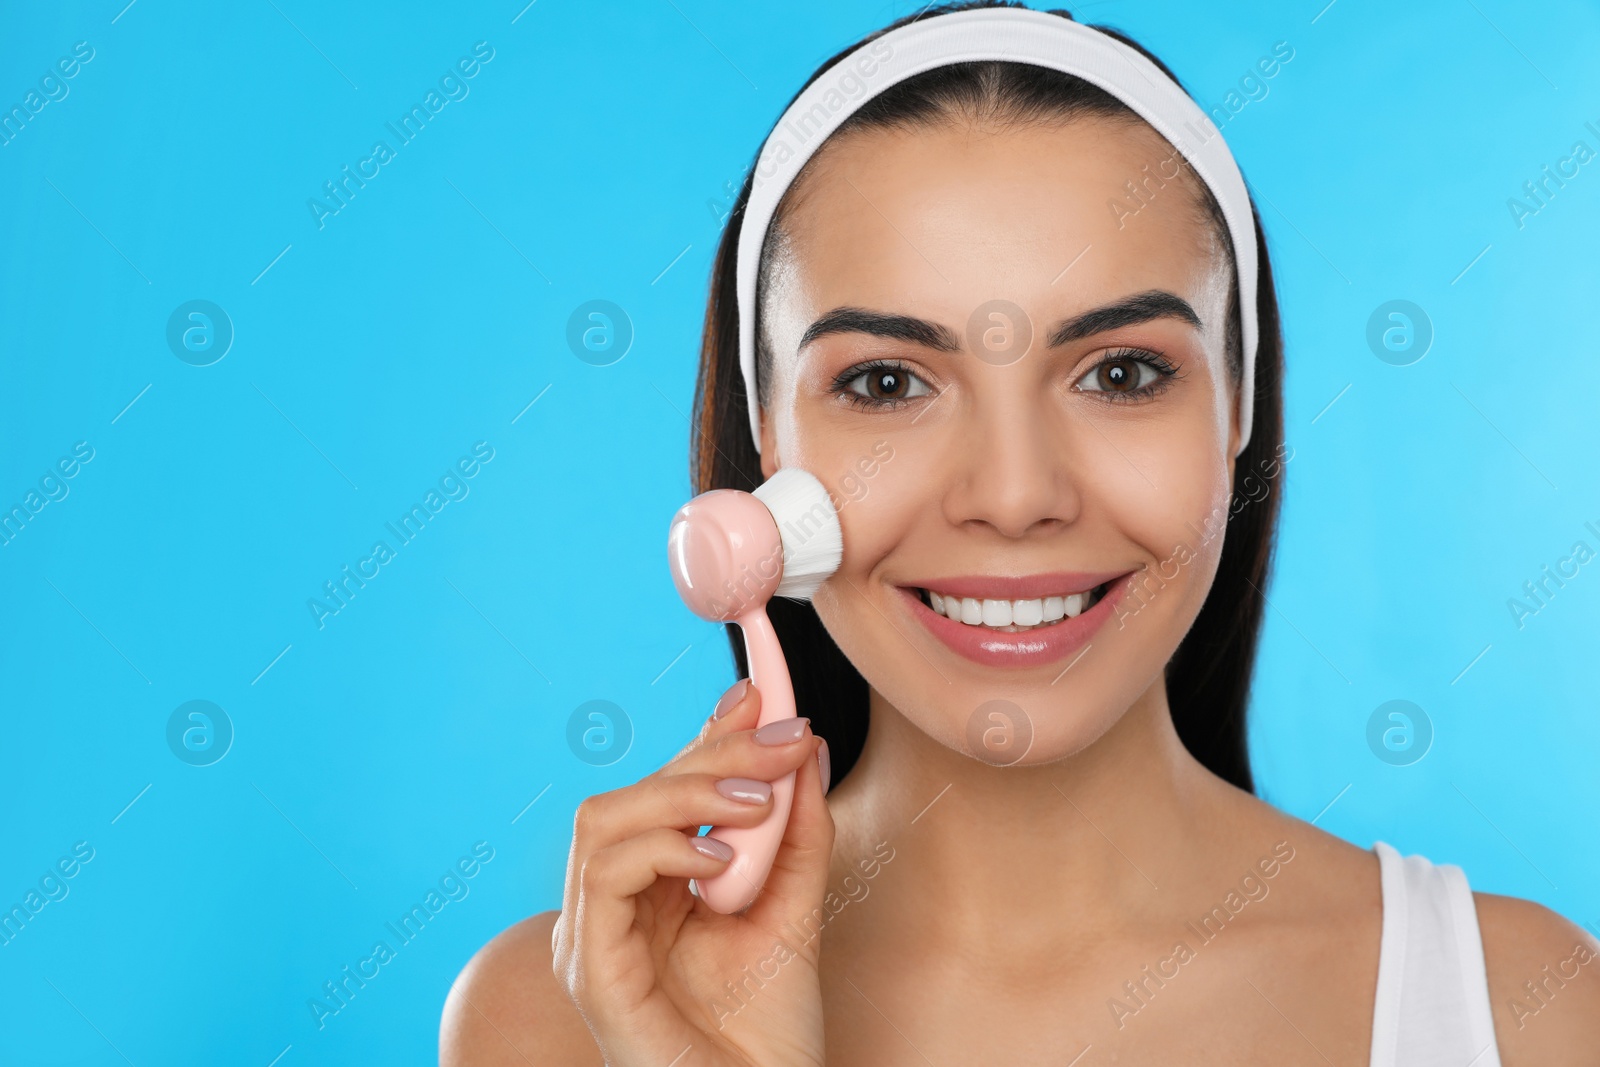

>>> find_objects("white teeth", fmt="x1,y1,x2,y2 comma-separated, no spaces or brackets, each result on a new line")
981,599,1012,627
924,585,1107,629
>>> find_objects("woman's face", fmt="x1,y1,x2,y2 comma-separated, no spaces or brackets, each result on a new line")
757,115,1240,765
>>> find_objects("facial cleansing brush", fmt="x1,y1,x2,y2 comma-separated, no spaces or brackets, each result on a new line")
666,467,843,914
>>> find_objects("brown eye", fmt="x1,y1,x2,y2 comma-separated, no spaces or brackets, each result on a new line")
1075,351,1169,398
1096,358,1140,392
844,363,931,404
868,370,907,399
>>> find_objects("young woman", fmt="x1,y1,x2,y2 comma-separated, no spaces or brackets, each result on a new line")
442,5,1599,1064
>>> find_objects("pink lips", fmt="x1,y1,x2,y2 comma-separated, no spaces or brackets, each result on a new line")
898,571,1136,669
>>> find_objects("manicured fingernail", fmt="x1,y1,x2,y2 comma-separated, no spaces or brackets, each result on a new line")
713,679,751,720
818,738,831,795
716,777,772,804
754,717,809,746
691,835,734,861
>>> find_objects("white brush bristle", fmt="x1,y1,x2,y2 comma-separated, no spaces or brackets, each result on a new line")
751,468,842,600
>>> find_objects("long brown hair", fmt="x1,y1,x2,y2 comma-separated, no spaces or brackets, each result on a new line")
690,2,1284,794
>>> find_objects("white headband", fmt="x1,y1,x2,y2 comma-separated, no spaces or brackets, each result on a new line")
736,6,1259,457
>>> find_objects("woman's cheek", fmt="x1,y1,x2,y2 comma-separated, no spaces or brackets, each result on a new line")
1118,409,1228,524
1114,437,1232,618
822,447,921,579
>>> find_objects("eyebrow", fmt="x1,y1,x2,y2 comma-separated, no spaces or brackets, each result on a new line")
797,289,1203,353
799,306,961,352
1046,290,1202,347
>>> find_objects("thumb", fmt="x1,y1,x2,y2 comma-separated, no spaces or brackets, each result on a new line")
742,734,834,946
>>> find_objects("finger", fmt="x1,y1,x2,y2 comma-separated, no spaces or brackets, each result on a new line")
710,677,757,729
744,732,835,939
658,677,760,772
564,695,809,910
563,712,813,896
565,768,787,886
561,773,754,922
661,710,816,787
563,825,736,1017
569,675,755,910
561,728,813,922
571,827,738,991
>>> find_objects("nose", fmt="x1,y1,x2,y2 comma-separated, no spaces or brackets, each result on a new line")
941,381,1083,539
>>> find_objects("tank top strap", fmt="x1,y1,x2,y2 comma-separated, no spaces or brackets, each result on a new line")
1369,840,1503,1067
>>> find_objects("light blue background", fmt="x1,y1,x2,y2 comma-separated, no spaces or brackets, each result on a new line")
2,1,1596,1062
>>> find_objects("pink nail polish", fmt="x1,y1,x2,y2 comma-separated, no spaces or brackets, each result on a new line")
716,777,772,804
713,678,751,720
691,835,734,861
754,717,809,745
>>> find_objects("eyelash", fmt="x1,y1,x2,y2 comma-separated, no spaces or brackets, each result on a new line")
830,359,930,410
831,349,1182,411
1074,347,1183,404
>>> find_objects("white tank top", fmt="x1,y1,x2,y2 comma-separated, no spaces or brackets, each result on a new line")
1369,840,1502,1066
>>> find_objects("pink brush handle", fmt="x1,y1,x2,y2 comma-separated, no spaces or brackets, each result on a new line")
692,606,796,914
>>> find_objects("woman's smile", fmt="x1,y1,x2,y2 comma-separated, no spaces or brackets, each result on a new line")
894,569,1137,668
896,575,1132,668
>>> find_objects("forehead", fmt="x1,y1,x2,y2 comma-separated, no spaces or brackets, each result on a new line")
768,117,1228,327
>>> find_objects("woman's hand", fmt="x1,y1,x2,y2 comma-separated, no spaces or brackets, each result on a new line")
551,679,835,1067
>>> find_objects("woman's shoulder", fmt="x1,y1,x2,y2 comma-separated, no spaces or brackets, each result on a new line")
1474,890,1600,1066
439,909,603,1066
1229,798,1600,1060
1210,783,1381,916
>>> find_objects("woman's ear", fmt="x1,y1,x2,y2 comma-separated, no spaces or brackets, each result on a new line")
758,409,781,480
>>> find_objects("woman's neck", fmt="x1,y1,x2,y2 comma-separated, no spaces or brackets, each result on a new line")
822,680,1250,977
